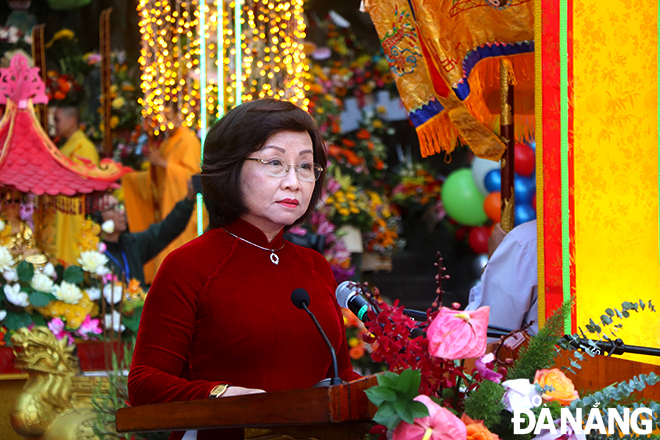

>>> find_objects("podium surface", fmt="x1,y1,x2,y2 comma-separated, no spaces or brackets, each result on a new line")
116,375,378,439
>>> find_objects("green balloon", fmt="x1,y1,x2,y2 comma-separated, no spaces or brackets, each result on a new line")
442,168,488,226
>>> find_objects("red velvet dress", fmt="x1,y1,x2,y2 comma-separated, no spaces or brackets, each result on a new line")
128,218,361,439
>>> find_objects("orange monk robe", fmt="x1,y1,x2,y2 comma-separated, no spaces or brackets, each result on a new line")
54,130,101,265
122,127,205,284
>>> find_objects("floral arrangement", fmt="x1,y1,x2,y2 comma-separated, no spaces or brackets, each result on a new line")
0,218,145,346
359,283,660,440
363,190,405,256
391,161,443,211
45,70,85,106
0,25,32,61
83,51,143,139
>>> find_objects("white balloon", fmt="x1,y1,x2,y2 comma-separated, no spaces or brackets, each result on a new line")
471,157,500,196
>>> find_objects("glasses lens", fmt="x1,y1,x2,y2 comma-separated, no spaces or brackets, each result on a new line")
263,160,287,178
296,163,315,181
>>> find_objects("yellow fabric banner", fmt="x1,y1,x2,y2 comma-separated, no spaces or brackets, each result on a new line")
365,0,534,160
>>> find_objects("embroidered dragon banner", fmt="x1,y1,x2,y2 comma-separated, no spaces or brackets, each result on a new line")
365,0,534,160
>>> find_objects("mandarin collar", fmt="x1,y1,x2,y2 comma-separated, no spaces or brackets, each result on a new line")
222,218,285,249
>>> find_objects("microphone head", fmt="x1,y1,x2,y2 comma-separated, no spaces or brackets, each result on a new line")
291,288,310,310
335,281,358,308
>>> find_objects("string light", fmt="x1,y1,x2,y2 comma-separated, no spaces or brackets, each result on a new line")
138,0,309,136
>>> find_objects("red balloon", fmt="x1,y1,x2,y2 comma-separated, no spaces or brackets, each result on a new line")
514,143,535,177
484,192,501,222
468,226,490,254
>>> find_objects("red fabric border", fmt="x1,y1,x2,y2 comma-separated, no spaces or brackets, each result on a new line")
541,0,564,320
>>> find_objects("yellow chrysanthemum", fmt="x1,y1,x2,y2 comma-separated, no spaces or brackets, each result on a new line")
37,292,98,330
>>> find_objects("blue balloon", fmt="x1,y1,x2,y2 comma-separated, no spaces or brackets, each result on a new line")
527,140,536,150
514,203,536,226
514,175,536,205
484,169,501,193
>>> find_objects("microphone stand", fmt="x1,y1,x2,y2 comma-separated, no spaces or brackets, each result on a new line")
564,336,660,357
300,301,342,387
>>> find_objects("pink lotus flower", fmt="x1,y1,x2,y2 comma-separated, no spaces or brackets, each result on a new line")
48,318,74,345
393,395,467,440
78,315,103,340
427,306,489,360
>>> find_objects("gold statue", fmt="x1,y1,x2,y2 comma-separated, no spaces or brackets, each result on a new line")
2,190,48,266
11,326,108,440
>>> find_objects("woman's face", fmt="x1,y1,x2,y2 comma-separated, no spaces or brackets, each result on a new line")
239,130,316,238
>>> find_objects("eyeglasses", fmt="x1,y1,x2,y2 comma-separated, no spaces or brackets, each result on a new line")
4,198,20,205
102,203,125,213
245,158,324,182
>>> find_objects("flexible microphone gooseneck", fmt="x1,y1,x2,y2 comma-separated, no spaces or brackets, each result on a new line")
291,288,342,387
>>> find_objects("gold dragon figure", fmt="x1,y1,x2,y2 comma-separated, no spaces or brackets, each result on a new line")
11,326,108,440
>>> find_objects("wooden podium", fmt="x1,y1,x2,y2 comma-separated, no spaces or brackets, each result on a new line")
115,376,378,439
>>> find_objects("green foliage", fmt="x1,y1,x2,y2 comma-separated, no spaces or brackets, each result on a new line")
121,306,142,334
560,299,656,375
507,301,571,381
16,261,34,282
568,373,660,440
91,341,168,440
28,291,53,307
4,311,32,330
365,369,429,429
63,265,85,284
462,379,506,430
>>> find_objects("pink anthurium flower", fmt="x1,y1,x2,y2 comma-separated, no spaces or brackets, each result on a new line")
427,306,489,360
393,395,467,440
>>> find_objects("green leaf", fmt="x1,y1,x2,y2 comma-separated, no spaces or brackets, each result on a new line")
31,313,46,327
410,401,429,419
63,266,84,284
4,312,32,330
622,311,630,318
16,261,33,282
28,291,51,307
122,308,142,333
402,370,422,400
365,387,398,406
55,264,65,281
375,401,396,418
605,308,615,317
396,368,414,393
601,315,613,325
441,387,455,400
377,372,398,388
394,399,415,425
372,412,400,430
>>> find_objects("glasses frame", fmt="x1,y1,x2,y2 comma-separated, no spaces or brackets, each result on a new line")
101,203,125,214
245,157,324,182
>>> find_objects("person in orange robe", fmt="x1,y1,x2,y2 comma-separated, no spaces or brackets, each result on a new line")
121,116,203,284
53,106,101,265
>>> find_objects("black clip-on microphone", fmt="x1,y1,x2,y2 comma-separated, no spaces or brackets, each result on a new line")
291,288,343,387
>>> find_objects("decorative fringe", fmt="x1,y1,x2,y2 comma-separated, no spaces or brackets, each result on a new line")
415,112,459,159
463,53,536,142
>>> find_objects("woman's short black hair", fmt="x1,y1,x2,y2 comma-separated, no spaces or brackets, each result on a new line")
201,98,327,229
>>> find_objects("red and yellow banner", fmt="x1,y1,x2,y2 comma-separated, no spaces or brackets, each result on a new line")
538,0,660,364
365,0,535,160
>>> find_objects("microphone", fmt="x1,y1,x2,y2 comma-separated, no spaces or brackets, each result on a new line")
291,288,342,387
336,282,516,339
335,281,378,322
